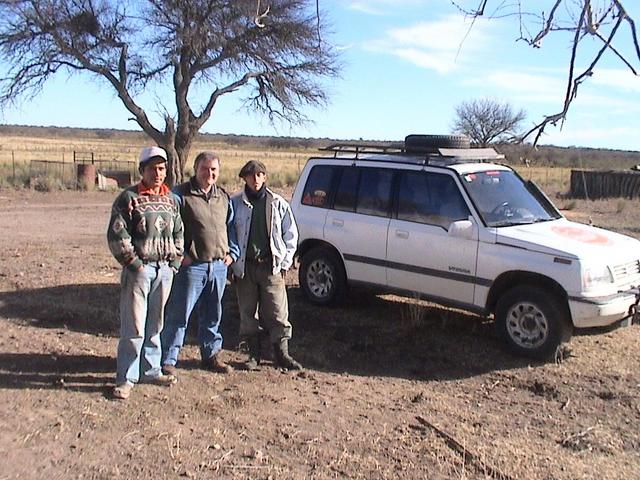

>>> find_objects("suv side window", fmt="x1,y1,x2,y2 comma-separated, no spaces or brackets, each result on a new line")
397,171,469,228
334,167,359,212
301,165,335,208
356,168,394,217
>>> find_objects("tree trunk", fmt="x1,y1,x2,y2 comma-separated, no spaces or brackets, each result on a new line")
160,115,196,187
166,149,182,186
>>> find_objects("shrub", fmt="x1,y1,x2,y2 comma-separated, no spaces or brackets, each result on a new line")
268,168,300,188
31,174,67,192
0,161,31,188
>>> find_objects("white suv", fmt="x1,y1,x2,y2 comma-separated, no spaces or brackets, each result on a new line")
291,135,640,359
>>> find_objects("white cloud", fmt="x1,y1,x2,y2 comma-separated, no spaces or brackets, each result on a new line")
465,69,640,112
391,48,458,74
479,72,565,98
346,0,432,16
591,68,640,93
363,14,493,74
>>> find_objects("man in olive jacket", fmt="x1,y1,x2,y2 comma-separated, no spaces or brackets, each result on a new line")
231,160,302,370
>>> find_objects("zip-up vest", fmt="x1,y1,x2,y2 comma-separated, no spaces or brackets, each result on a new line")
178,180,230,261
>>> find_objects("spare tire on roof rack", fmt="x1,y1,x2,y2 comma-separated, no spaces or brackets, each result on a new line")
404,134,470,154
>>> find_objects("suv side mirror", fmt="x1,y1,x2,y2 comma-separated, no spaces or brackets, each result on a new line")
448,219,475,239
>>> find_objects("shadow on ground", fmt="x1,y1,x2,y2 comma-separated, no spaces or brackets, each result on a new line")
0,282,535,382
0,284,120,336
0,352,113,393
285,285,535,381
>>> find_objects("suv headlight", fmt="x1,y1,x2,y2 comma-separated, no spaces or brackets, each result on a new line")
582,265,614,290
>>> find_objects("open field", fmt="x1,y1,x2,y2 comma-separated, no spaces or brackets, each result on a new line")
0,137,575,198
0,132,313,191
0,187,639,479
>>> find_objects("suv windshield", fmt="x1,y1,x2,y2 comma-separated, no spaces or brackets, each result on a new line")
461,170,561,227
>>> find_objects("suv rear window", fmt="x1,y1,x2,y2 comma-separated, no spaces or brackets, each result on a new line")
334,167,358,212
301,165,334,208
356,168,393,217
315,166,394,218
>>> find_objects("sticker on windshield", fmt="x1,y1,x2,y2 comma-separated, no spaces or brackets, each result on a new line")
550,225,613,246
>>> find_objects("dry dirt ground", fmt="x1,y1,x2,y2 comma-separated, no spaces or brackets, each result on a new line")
0,188,639,480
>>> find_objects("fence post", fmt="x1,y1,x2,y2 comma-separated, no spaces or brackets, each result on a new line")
546,167,549,186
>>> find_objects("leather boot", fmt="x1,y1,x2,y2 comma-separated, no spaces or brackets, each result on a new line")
245,336,261,370
274,338,303,370
201,353,232,374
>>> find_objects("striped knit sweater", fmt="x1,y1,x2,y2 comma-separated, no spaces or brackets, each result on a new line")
107,183,184,271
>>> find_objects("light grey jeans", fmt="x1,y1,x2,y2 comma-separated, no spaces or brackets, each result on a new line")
235,261,292,343
116,262,174,385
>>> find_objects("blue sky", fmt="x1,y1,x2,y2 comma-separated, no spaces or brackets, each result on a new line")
1,0,639,151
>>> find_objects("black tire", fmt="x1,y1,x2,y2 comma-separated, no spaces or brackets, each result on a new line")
298,246,347,306
495,286,572,360
404,134,470,153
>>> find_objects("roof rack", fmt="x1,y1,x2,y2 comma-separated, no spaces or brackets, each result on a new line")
318,142,505,165
319,142,405,157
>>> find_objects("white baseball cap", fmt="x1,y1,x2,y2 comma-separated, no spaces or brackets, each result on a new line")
139,146,168,166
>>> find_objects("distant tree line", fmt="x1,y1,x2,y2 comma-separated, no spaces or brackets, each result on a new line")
2,124,639,170
497,143,640,170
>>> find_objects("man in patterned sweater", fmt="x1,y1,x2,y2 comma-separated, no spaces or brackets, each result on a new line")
107,146,184,400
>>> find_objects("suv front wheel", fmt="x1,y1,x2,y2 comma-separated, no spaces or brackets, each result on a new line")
495,286,572,360
299,246,347,306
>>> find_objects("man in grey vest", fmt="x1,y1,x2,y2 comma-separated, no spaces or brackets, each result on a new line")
161,152,240,376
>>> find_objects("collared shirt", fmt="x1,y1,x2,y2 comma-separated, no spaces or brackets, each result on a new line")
137,182,170,196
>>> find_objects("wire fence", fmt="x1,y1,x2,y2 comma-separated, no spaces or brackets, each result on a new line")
1,145,574,194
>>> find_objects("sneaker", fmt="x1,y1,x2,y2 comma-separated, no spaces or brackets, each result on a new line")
201,354,233,374
147,374,177,386
162,364,178,377
113,382,133,400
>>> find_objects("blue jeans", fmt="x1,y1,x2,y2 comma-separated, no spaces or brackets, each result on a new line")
161,260,228,366
116,262,174,385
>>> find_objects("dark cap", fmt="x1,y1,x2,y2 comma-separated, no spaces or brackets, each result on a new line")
238,160,267,178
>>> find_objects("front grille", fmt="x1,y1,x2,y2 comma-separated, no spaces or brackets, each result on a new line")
612,260,640,282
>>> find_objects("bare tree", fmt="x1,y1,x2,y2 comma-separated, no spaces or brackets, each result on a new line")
0,0,339,184
453,1,639,146
452,98,526,147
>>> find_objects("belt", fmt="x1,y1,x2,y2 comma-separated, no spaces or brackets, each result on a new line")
248,257,270,264
143,260,169,267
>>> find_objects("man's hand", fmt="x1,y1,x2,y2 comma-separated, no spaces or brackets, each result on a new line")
181,254,193,267
223,254,234,267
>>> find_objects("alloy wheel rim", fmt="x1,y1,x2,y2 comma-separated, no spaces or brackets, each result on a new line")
306,259,334,298
506,301,549,349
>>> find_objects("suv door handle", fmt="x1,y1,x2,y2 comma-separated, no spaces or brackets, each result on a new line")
332,219,344,227
395,229,409,239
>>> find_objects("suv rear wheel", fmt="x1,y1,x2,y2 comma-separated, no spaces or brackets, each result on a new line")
299,246,347,306
495,286,572,360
